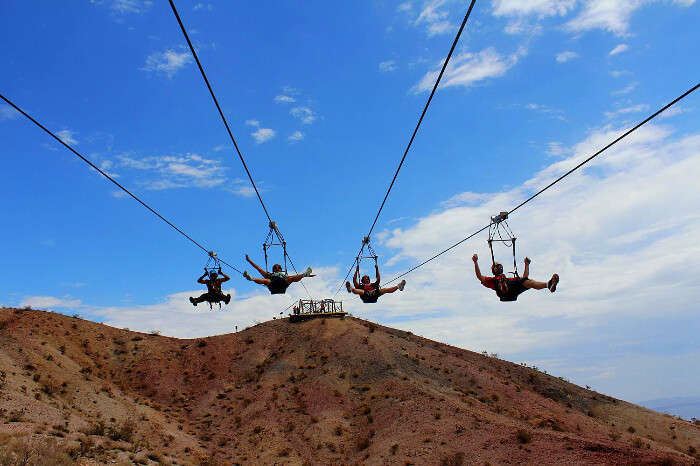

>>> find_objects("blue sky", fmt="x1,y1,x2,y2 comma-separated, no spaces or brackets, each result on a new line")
1,0,699,407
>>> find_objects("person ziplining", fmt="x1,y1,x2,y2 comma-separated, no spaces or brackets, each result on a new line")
472,254,558,302
344,238,405,303
189,267,231,307
471,212,558,302
243,254,314,295
346,262,406,303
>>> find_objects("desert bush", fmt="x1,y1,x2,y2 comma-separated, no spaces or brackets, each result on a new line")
0,436,73,465
516,429,532,444
356,435,370,451
627,426,636,433
8,409,25,422
390,444,399,455
631,437,643,448
108,418,136,443
440,452,465,466
83,420,106,436
150,330,160,336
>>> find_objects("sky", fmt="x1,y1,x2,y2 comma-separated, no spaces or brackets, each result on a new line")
1,0,698,407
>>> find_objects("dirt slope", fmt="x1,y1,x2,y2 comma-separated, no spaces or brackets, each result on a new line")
0,307,698,465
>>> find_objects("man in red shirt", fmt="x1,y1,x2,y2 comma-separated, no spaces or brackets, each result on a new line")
346,263,406,303
472,254,558,302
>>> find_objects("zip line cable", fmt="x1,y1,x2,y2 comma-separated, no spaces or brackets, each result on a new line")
383,82,700,284
333,0,478,297
0,92,242,275
168,0,311,297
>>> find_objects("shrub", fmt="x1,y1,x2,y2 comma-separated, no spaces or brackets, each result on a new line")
390,444,399,455
108,418,136,442
440,452,465,466
356,436,370,451
516,429,532,444
83,420,106,436
631,437,643,448
627,426,636,433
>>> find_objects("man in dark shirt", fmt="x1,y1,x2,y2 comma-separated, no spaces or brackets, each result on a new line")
189,269,231,306
346,263,406,303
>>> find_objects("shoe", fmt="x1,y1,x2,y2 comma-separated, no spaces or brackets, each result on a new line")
224,294,231,305
243,271,252,281
189,297,197,306
304,267,313,277
345,281,352,293
398,280,406,291
548,274,559,293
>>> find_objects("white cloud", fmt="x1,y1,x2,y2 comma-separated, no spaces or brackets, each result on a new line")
563,0,694,36
524,103,566,121
0,104,19,121
610,69,630,78
378,60,398,73
290,106,317,124
56,130,78,145
21,296,82,309
555,50,578,63
142,49,192,78
612,82,637,95
492,0,576,18
245,119,260,127
398,2,412,12
427,20,452,36
413,0,454,36
288,131,304,142
117,153,228,190
251,127,276,144
609,43,629,56
274,95,296,104
604,104,649,119
546,141,565,156
413,47,523,93
193,2,212,11
109,0,153,15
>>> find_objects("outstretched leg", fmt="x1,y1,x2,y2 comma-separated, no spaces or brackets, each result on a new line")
523,274,558,292
379,280,406,294
346,282,365,295
285,267,314,285
189,293,210,306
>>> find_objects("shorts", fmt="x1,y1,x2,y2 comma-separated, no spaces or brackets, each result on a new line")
496,278,528,302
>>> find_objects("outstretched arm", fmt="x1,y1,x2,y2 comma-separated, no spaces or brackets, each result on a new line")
246,254,269,278
472,254,484,282
353,264,360,288
197,269,208,284
220,270,230,282
522,257,531,280
374,263,381,285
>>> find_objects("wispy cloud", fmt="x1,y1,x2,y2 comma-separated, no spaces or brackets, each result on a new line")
56,130,78,145
413,47,524,93
524,103,566,121
290,106,317,124
609,44,629,56
413,0,454,36
251,127,276,144
142,49,193,78
0,104,19,121
288,131,304,143
245,119,260,127
555,51,578,63
378,60,398,73
604,104,649,119
546,141,565,157
612,82,638,95
21,296,82,309
117,153,228,190
492,0,576,18
274,95,296,104
397,2,412,13
563,0,694,36
610,70,630,78
91,0,153,15
193,2,212,11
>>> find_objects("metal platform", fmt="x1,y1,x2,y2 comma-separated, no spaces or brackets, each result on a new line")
288,298,346,323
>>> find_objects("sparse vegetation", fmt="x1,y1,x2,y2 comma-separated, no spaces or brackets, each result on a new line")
440,452,465,466
516,429,533,444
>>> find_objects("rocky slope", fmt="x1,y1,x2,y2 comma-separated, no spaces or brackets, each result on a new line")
0,307,698,465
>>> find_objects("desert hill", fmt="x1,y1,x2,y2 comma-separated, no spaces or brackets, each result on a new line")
0,307,698,465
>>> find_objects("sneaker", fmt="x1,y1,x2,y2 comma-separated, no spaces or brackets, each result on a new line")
224,294,231,305
398,280,406,291
548,274,559,293
304,267,313,277
189,297,197,306
243,271,252,281
345,281,352,293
